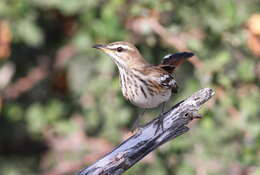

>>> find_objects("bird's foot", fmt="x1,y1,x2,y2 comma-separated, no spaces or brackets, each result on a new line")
131,123,141,133
131,117,142,133
131,127,142,135
154,114,165,135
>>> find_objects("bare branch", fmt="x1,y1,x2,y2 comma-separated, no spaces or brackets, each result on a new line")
76,88,215,175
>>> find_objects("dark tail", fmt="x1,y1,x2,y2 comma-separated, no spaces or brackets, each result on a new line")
159,52,194,73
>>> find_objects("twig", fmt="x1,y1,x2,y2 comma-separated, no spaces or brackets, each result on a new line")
1,58,49,100
76,88,215,175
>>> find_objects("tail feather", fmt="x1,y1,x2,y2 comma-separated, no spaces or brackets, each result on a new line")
159,52,194,73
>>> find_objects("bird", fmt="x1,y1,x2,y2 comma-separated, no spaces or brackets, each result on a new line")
93,41,194,133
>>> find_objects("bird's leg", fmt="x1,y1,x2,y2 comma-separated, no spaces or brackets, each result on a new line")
131,109,146,132
154,102,166,134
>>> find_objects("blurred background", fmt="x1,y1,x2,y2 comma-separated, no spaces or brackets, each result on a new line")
0,0,260,175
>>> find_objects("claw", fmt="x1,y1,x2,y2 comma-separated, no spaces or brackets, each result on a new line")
131,121,140,132
131,127,141,135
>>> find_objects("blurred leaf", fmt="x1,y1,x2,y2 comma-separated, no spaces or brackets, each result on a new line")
45,99,65,122
205,51,231,72
15,17,43,46
5,103,24,122
25,103,46,134
54,119,77,135
237,59,255,81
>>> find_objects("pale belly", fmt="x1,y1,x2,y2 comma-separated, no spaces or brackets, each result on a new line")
129,89,172,109
118,67,173,109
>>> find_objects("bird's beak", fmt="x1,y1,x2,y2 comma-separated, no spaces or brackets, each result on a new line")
92,44,112,54
92,44,108,51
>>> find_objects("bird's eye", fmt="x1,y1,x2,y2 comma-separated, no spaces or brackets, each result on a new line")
117,47,123,52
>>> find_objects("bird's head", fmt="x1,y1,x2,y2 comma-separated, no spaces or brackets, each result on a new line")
93,41,147,68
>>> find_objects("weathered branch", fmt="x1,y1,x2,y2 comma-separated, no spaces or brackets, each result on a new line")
76,88,215,175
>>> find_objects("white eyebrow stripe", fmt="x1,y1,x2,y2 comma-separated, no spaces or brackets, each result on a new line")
107,44,134,51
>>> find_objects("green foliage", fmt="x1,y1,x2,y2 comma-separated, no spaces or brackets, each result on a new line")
25,99,67,135
0,0,260,174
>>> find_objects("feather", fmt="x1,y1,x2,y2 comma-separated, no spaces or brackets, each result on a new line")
159,52,194,73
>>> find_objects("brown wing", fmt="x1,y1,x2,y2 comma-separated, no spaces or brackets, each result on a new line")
140,66,179,93
159,52,194,73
